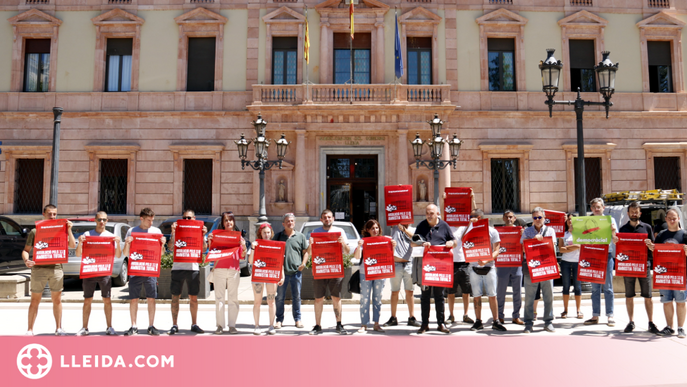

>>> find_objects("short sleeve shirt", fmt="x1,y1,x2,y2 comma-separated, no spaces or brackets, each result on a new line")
274,230,307,275
414,219,454,246
619,221,655,262
521,225,557,257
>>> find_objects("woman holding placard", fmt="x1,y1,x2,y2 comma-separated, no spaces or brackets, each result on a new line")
558,213,582,319
248,223,285,335
354,219,396,333
208,211,247,335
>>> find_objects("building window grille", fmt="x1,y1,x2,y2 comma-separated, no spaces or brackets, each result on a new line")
99,159,128,215
574,157,602,212
183,159,212,215
491,158,520,213
654,156,681,191
14,159,44,214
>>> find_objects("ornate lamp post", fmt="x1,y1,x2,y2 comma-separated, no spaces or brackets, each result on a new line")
410,113,463,206
539,49,618,214
234,114,290,224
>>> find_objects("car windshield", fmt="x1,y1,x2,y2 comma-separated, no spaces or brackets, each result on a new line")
302,225,358,240
71,225,115,240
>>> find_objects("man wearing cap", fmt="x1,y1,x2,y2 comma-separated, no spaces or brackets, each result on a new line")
274,213,309,329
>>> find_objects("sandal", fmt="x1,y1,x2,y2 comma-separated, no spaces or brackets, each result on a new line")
577,311,583,319
560,311,568,319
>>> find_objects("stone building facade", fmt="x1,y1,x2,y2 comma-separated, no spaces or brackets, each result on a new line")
1,0,686,231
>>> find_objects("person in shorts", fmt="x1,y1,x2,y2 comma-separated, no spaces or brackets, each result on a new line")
446,188,477,325
23,204,76,336
74,211,121,336
308,209,350,335
122,207,166,336
647,208,687,338
382,223,420,327
167,209,207,335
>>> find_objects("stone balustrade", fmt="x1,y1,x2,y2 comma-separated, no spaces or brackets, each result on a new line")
252,84,451,105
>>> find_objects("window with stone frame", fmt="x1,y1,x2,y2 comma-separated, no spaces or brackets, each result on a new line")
14,159,45,214
648,41,673,93
187,37,216,92
333,33,371,84
569,39,596,92
105,38,133,92
23,39,51,92
407,37,432,85
491,158,520,213
99,159,128,215
272,37,298,85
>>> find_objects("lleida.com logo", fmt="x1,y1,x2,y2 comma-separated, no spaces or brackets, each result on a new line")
17,343,175,380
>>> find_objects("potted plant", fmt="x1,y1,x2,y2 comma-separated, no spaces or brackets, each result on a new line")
300,253,355,300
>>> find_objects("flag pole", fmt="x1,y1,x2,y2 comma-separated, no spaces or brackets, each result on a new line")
349,0,354,104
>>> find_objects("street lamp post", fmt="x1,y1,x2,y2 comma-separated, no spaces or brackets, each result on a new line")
410,113,463,206
234,114,290,224
539,49,618,215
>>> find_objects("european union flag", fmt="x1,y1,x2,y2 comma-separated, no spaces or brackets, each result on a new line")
395,13,404,79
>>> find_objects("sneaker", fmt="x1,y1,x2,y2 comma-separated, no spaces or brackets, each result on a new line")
383,316,398,327
266,326,276,335
147,326,160,336
407,316,421,327
678,328,686,339
191,324,204,334
446,315,456,324
55,328,67,336
309,325,322,335
274,322,282,329
492,321,507,332
658,326,675,336
228,327,238,334
214,326,224,335
253,326,262,336
106,327,117,336
463,315,475,324
544,323,555,333
295,321,304,329
167,325,179,335
607,317,616,327
523,326,532,334
624,321,635,333
124,327,138,336
25,330,34,336
336,323,348,335
470,319,484,331
649,322,660,335
583,318,599,325
76,328,89,336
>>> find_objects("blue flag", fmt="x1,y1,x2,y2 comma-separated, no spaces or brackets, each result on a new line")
394,13,404,79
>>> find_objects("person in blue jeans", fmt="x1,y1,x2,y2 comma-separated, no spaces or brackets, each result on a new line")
583,198,618,327
354,219,396,333
558,213,582,319
273,213,309,329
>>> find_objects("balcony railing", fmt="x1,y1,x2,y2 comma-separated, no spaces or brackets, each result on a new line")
489,0,513,4
252,84,451,105
570,0,593,5
108,0,132,3
648,0,670,7
26,0,50,4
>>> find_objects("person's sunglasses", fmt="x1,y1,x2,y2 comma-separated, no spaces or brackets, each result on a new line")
182,216,193,220
532,216,543,220
96,218,107,222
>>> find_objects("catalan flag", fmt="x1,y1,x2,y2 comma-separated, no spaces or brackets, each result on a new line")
350,1,354,39
304,8,310,64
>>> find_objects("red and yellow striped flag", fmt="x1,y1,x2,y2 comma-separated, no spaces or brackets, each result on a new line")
304,9,310,64
349,1,354,39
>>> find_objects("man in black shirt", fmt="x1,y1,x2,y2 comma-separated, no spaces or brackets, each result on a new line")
413,203,456,334
647,208,687,338
618,201,659,334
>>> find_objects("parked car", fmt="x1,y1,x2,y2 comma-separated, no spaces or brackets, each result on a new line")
0,216,29,274
159,216,220,251
299,221,361,254
62,221,131,286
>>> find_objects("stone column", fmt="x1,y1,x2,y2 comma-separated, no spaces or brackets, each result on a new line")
319,22,329,84
295,129,307,215
397,129,409,185
376,22,385,83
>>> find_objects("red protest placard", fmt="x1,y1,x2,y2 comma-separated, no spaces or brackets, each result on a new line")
128,232,162,277
462,219,492,263
311,232,344,279
495,226,523,267
545,210,566,238
206,230,242,263
79,236,115,279
615,233,648,277
33,219,68,265
653,244,686,291
577,245,609,284
173,220,204,264
524,237,560,282
422,245,453,288
444,187,471,227
362,236,395,280
384,185,413,226
251,239,285,284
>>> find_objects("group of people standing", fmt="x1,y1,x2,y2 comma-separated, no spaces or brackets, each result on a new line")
21,195,687,337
